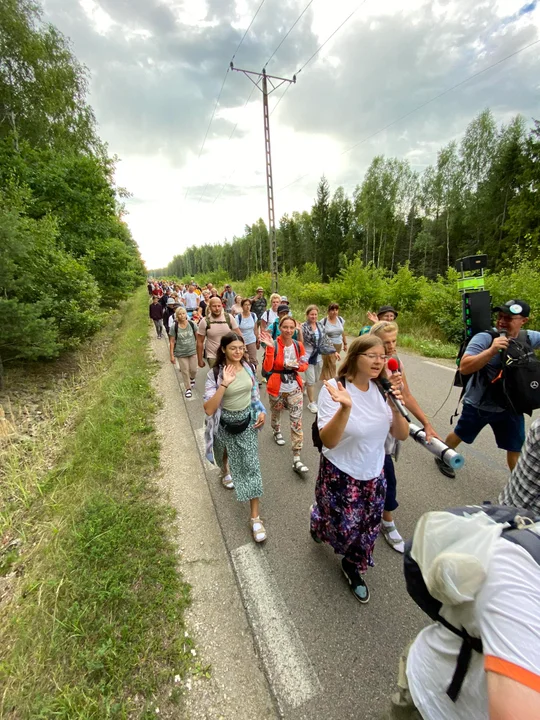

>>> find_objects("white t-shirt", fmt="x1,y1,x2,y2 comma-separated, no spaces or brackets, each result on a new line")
263,308,279,326
317,379,392,480
407,539,540,720
280,344,300,393
184,291,199,309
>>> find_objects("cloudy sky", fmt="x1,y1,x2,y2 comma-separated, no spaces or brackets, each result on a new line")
41,0,540,269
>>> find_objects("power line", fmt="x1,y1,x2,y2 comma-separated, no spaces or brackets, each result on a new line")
232,0,268,62
209,0,367,204
264,0,316,69
278,36,540,193
185,0,268,201
295,0,368,76
206,2,317,205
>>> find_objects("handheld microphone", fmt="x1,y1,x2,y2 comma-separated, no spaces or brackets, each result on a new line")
387,357,400,374
379,377,411,421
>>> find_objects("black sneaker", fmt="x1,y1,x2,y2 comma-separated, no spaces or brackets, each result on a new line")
341,558,370,604
435,457,456,479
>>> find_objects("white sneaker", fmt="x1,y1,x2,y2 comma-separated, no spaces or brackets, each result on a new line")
307,402,318,414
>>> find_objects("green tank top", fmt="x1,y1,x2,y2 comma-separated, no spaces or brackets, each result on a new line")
222,368,252,411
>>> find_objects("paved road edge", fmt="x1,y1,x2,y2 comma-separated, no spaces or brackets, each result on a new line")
151,331,279,720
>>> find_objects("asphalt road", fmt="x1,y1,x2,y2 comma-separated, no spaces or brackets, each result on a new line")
165,341,538,720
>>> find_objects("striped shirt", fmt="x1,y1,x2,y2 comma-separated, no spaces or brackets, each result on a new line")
499,417,540,514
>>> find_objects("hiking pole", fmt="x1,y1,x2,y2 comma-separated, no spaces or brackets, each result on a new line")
408,423,465,470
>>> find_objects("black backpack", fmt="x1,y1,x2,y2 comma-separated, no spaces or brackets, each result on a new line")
312,376,346,452
490,331,540,415
404,504,540,702
453,330,540,419
262,339,301,381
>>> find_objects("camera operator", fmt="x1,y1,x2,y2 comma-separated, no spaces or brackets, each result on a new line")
436,299,540,479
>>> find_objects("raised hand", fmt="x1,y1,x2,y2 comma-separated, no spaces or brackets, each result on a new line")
324,380,352,409
222,364,237,387
367,310,378,324
259,330,274,347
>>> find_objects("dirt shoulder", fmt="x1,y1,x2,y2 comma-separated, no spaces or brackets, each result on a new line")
151,330,278,720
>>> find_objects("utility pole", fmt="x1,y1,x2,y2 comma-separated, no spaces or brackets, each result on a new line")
231,63,296,292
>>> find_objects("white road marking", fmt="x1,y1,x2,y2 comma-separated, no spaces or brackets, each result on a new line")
231,543,321,711
423,361,455,372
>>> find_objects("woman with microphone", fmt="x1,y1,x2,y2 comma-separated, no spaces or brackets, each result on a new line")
310,335,409,603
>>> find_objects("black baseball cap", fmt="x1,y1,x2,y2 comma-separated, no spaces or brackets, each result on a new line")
377,305,398,319
493,299,530,318
277,304,290,314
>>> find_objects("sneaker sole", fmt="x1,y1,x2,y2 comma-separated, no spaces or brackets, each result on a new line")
341,566,370,604
435,459,456,479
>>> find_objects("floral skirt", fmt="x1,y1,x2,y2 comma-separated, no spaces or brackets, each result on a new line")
310,454,386,573
213,407,263,502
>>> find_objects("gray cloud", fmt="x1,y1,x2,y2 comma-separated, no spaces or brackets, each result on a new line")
279,2,539,188
42,0,319,166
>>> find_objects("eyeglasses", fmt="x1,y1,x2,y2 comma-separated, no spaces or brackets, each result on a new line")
359,353,388,361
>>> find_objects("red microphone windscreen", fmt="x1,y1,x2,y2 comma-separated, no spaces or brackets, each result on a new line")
387,357,399,373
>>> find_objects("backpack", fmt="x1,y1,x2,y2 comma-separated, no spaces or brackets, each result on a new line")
322,316,344,328
207,312,232,330
490,331,540,415
404,503,540,702
262,339,301,381
452,329,540,420
174,320,197,340
312,376,346,451
236,312,257,330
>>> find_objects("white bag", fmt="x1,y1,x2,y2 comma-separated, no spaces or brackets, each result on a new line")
411,509,508,607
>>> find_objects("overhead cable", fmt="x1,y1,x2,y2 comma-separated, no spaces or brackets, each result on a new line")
278,36,540,192
264,0,316,69
185,0,268,200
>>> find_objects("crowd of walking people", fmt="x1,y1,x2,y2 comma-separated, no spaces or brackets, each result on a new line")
148,278,540,719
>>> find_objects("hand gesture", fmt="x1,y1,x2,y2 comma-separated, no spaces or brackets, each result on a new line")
198,359,206,368
253,412,265,429
259,330,273,347
324,380,352,409
170,356,176,365
222,364,237,387
367,310,378,324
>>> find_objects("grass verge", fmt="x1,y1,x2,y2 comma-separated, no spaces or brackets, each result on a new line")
0,288,192,719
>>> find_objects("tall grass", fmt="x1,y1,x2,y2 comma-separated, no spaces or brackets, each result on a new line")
0,289,192,719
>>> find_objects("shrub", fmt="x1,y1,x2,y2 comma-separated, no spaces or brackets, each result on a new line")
415,269,463,342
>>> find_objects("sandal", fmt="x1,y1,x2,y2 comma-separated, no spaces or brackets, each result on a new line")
185,389,192,398
273,431,285,446
221,473,234,489
250,516,267,543
292,458,309,475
